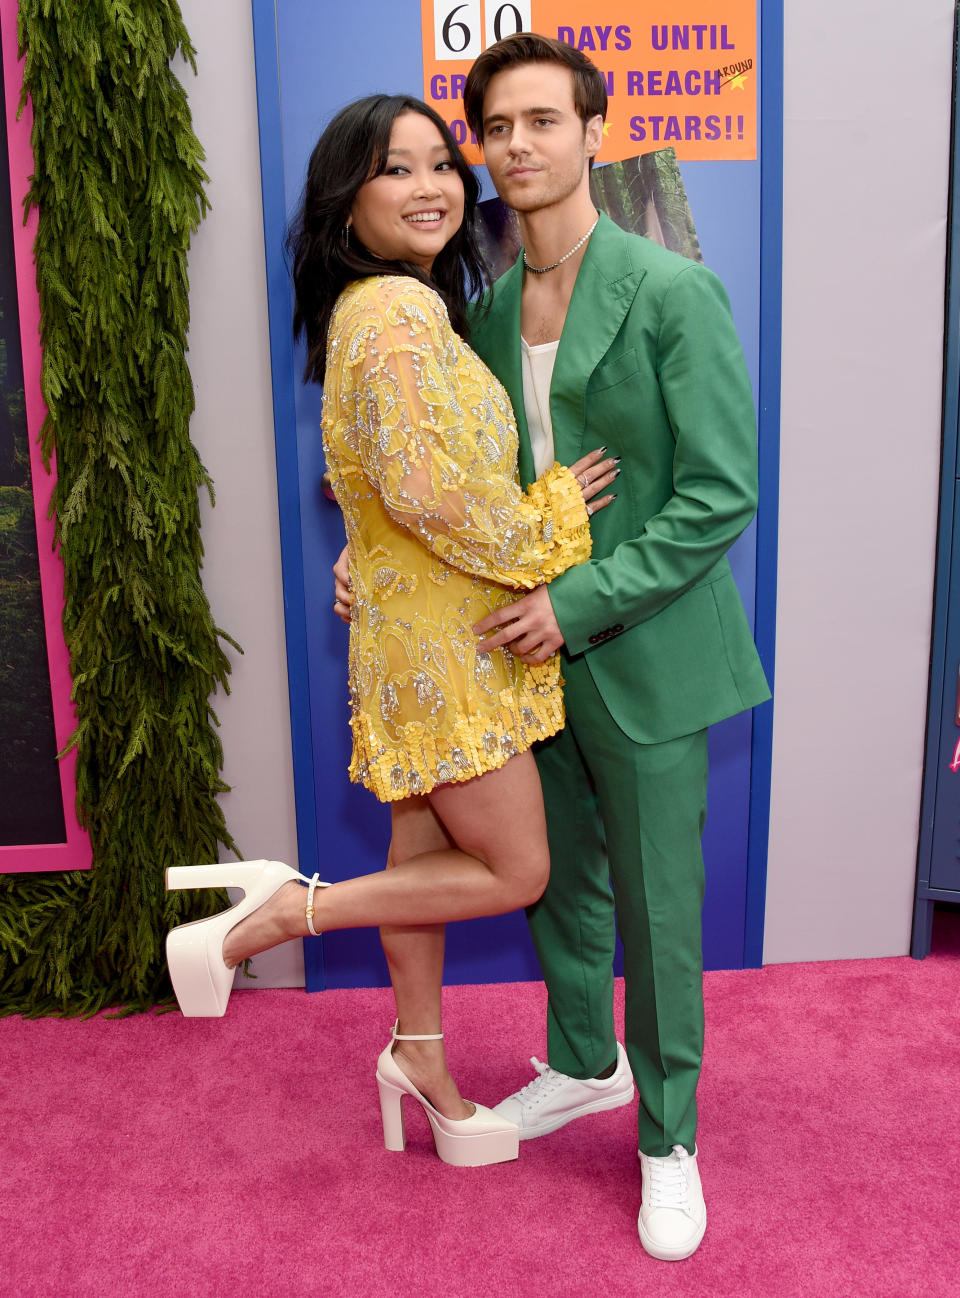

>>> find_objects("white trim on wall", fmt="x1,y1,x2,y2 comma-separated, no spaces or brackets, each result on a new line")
179,0,302,988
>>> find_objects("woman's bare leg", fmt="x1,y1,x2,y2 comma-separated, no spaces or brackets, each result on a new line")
220,752,549,1119
222,751,549,970
378,797,468,1119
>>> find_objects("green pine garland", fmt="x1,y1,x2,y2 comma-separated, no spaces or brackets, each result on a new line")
0,1,240,1015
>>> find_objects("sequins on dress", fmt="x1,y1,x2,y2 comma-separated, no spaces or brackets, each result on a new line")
322,276,591,802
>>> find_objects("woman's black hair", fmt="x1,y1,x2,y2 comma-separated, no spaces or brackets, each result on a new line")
288,94,488,385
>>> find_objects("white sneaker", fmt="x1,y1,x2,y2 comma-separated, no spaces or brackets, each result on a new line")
637,1145,707,1260
492,1042,634,1139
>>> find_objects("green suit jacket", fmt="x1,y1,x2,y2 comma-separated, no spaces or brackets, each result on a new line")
469,212,770,744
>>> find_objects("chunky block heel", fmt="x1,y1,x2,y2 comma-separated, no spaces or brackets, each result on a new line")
377,1076,408,1152
165,860,279,892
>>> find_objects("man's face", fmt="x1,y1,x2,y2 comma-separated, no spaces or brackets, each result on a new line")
480,62,603,214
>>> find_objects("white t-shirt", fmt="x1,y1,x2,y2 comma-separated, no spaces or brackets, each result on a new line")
520,336,560,479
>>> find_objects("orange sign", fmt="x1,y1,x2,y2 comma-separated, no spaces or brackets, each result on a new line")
420,0,757,163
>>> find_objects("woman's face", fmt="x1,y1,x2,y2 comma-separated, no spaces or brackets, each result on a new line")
348,112,466,274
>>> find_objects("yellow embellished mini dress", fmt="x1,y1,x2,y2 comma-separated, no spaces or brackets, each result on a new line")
321,275,591,802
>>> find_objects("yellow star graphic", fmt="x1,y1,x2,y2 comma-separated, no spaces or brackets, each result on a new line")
602,122,612,136
729,74,748,90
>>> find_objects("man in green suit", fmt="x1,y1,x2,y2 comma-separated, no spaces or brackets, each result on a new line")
464,34,770,1261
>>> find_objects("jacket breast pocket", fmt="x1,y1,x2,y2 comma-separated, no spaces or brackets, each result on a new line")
589,347,640,393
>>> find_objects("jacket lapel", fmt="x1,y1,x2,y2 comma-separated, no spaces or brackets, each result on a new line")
478,214,645,483
550,212,644,463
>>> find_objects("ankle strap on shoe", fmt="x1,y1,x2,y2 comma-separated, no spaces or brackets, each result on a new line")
304,873,326,937
391,1020,443,1041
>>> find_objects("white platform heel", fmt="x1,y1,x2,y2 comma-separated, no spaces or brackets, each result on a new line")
165,860,329,1018
376,1025,519,1167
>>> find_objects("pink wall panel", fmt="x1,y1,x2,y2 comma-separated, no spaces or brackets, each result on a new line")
0,0,90,871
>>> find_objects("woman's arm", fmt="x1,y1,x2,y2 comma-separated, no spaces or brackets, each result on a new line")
334,278,594,588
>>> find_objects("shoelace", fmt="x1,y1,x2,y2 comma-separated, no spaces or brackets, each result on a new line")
646,1147,691,1210
514,1057,568,1110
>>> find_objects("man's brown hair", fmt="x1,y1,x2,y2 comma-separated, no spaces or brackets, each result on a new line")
463,32,608,142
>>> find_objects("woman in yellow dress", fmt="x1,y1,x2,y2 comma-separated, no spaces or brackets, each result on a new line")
165,95,617,1166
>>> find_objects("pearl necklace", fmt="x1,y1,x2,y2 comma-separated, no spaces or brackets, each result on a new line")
522,215,600,274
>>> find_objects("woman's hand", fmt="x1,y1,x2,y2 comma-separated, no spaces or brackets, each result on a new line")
333,545,353,624
567,446,619,516
333,447,617,628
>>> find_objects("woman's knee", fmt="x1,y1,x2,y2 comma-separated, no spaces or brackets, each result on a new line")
511,851,550,908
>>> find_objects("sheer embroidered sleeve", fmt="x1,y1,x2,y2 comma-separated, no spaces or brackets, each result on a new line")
339,278,590,588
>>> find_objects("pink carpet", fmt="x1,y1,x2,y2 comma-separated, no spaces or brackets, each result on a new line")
2,912,958,1298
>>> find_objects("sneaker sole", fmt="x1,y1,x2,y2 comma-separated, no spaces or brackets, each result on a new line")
512,1084,635,1140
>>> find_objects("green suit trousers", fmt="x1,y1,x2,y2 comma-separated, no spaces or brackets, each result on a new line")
530,658,708,1158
